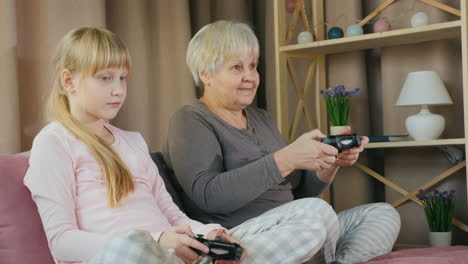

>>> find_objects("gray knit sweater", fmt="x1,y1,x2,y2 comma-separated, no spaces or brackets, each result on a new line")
163,98,328,228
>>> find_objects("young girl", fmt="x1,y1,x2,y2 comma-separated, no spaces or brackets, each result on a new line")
24,27,240,264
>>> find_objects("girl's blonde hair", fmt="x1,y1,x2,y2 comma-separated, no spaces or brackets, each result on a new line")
186,20,259,87
48,27,133,208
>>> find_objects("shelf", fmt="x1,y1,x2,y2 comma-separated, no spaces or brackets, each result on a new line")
274,0,468,236
365,138,466,149
280,20,461,56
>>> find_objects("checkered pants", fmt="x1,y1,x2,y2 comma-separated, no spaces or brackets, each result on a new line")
85,200,399,264
335,203,400,263
229,199,400,264
86,230,184,264
229,198,339,264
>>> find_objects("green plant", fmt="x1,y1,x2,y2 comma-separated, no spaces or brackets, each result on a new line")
417,189,456,232
320,85,359,126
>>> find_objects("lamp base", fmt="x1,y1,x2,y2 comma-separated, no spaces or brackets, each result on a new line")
406,105,445,141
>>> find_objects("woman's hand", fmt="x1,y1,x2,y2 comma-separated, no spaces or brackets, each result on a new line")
159,225,209,264
206,229,247,264
316,126,369,182
334,139,368,167
333,126,368,167
274,129,338,177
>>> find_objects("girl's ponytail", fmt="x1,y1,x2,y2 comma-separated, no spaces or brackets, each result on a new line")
48,27,134,208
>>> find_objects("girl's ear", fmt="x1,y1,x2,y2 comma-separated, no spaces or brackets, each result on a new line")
61,70,76,95
199,71,211,87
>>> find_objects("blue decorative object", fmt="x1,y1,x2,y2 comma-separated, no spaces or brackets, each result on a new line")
328,27,344,39
346,24,363,37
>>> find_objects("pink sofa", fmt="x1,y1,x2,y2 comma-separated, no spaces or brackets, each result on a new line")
0,152,183,264
0,154,54,264
358,246,468,264
1,154,467,264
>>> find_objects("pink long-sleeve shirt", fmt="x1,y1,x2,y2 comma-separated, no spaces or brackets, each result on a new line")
24,122,221,264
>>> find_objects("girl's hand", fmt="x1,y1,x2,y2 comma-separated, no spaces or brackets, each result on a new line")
159,225,209,264
207,229,247,264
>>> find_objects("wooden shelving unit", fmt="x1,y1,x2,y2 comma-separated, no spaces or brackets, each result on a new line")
281,20,461,56
273,0,468,233
366,138,466,149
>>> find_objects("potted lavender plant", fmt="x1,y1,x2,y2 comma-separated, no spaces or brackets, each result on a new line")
417,189,456,247
320,85,360,135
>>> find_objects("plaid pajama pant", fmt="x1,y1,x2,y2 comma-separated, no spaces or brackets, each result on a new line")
229,198,400,264
334,202,401,263
229,198,339,264
86,230,184,264
85,198,399,264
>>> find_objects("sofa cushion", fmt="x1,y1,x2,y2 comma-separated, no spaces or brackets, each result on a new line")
150,152,185,212
0,152,183,264
358,246,468,264
0,154,54,264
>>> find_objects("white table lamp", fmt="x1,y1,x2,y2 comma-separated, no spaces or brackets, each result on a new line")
395,71,453,140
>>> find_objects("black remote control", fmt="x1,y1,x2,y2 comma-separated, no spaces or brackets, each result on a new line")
190,234,243,262
321,134,361,152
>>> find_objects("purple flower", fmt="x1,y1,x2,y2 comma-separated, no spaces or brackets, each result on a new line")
320,85,360,126
417,189,427,200
353,88,360,96
334,85,345,95
419,188,456,232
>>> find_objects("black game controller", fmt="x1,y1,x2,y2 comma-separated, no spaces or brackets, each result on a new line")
321,134,361,152
191,234,243,262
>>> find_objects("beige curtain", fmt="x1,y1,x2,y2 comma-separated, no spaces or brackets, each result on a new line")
190,0,252,31
0,0,20,153
107,0,195,151
0,0,252,154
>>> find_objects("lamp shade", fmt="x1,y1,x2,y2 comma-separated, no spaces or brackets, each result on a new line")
396,71,453,106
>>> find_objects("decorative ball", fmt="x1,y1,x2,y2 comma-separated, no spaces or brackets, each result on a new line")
346,24,364,37
328,27,344,39
297,31,314,44
374,18,392,33
411,12,429,27
285,0,295,13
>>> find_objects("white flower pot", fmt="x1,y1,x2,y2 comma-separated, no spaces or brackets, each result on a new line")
429,231,452,247
329,126,347,135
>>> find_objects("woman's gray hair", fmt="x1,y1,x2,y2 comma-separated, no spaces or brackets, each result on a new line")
186,20,259,87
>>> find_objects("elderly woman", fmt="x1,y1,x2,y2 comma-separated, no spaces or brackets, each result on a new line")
163,20,400,264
